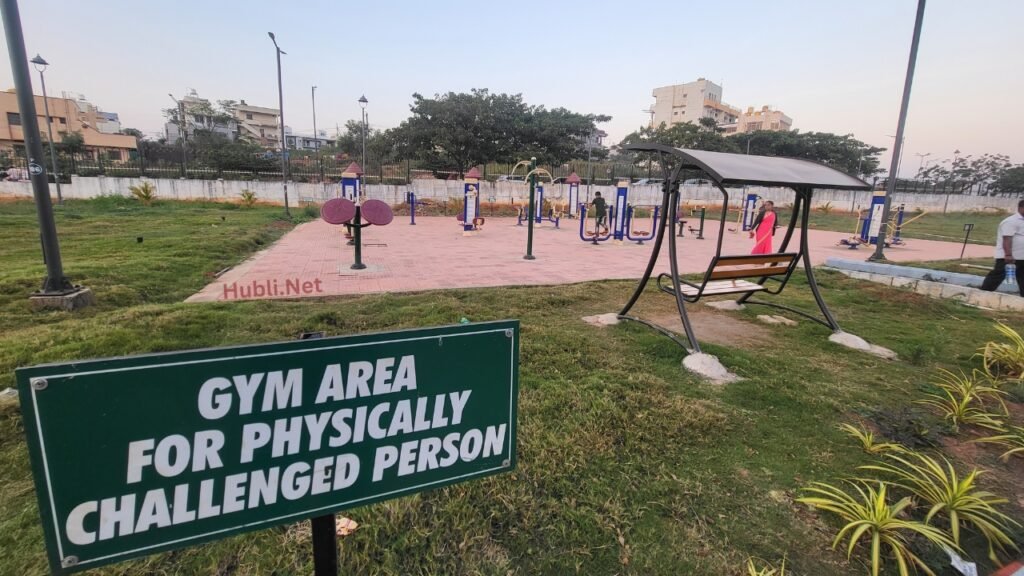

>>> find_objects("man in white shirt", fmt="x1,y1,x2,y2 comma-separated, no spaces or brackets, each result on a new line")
980,198,1024,296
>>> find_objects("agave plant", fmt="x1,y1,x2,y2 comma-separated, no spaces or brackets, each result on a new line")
860,451,1019,562
746,556,787,575
839,423,902,454
797,481,956,576
976,425,1024,462
979,322,1024,383
128,181,157,205
933,369,1008,414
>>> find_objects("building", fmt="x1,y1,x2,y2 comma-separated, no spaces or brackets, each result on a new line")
284,128,332,151
0,89,137,162
165,91,238,145
721,106,793,134
650,78,740,128
234,101,280,148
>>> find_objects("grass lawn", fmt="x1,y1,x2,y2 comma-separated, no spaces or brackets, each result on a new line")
1,198,1022,575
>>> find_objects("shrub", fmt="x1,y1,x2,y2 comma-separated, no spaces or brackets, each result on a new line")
976,425,1024,462
128,181,156,205
839,423,901,454
797,481,956,576
240,189,257,208
861,451,1019,562
817,201,834,215
916,370,1006,433
979,322,1024,383
303,203,320,219
746,557,787,575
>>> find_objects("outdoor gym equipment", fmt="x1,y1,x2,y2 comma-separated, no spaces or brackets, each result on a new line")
321,197,393,269
616,144,870,354
406,190,417,225
625,204,660,245
565,172,582,217
839,195,925,249
515,183,560,227
459,167,485,234
577,202,616,244
683,206,707,239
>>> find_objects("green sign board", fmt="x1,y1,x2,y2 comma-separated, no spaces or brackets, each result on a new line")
17,321,519,574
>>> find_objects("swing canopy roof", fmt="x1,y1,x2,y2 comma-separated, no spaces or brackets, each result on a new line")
624,143,871,191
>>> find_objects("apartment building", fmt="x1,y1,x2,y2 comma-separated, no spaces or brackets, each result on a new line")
235,101,280,148
650,78,740,128
721,106,793,134
285,129,332,151
0,89,137,161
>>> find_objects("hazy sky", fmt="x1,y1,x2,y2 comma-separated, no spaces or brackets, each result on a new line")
2,0,1021,176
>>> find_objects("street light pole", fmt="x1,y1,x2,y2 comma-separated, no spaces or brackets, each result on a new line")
585,132,594,203
1,0,87,303
269,32,290,217
358,95,368,173
915,152,931,175
168,94,187,177
871,0,926,261
745,134,757,155
30,54,62,205
311,85,322,183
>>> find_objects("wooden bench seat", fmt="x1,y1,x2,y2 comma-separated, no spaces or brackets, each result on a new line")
677,280,766,297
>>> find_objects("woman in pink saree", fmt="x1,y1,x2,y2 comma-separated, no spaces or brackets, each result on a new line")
750,201,776,255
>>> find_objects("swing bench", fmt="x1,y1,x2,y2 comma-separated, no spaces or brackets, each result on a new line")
616,144,871,354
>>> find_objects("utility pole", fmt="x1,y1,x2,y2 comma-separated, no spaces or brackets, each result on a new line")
871,0,926,262
2,0,92,308
168,94,187,177
312,85,322,183
269,32,290,216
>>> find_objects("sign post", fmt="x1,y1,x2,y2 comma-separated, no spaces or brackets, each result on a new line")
960,223,974,260
17,321,519,574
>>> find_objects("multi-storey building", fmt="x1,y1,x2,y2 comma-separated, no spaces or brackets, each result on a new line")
650,79,740,128
721,106,793,134
0,89,137,162
234,101,280,148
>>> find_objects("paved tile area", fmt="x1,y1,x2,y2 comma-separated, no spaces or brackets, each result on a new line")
186,216,994,302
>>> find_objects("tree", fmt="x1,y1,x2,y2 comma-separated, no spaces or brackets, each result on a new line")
918,153,1014,193
58,132,86,156
991,165,1024,196
698,116,722,133
730,130,885,176
121,128,144,139
617,122,740,155
389,89,609,176
189,130,272,173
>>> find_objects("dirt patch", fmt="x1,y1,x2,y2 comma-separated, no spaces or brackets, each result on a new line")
650,310,771,349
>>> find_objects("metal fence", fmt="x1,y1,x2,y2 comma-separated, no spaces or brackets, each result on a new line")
1,149,1019,198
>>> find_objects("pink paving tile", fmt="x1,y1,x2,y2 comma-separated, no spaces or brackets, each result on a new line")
185,216,996,303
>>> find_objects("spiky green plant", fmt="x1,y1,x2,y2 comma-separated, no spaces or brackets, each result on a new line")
860,451,1019,562
976,425,1024,462
746,556,787,576
979,322,1024,383
797,481,956,576
839,423,902,454
916,370,1006,434
239,189,257,208
128,181,156,205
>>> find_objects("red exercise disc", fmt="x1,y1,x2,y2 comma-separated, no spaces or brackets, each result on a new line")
361,199,394,226
321,198,356,225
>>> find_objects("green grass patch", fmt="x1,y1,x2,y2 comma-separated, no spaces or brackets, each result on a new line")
1,198,1022,575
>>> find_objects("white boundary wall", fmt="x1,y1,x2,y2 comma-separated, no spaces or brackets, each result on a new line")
0,176,1018,214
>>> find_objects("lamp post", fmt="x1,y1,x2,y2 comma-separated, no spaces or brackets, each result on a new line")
914,151,931,175
871,0,926,262
745,134,758,155
167,93,187,177
29,54,62,205
358,95,368,174
268,32,290,217
311,85,322,183
2,0,91,306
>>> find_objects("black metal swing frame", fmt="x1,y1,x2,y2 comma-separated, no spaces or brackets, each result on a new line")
616,144,871,354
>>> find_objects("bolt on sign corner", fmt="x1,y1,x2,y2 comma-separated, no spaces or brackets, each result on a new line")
17,320,519,574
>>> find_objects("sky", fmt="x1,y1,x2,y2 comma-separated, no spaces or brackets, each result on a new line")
2,0,1022,177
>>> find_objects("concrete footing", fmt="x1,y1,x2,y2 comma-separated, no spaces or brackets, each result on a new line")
29,287,95,311
682,353,741,384
581,312,621,327
828,331,898,360
705,300,745,311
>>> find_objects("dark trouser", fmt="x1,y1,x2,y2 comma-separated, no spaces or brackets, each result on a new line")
596,214,607,229
981,259,1024,296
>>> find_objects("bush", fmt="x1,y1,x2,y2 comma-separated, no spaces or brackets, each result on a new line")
128,181,157,205
303,203,320,219
240,189,257,208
